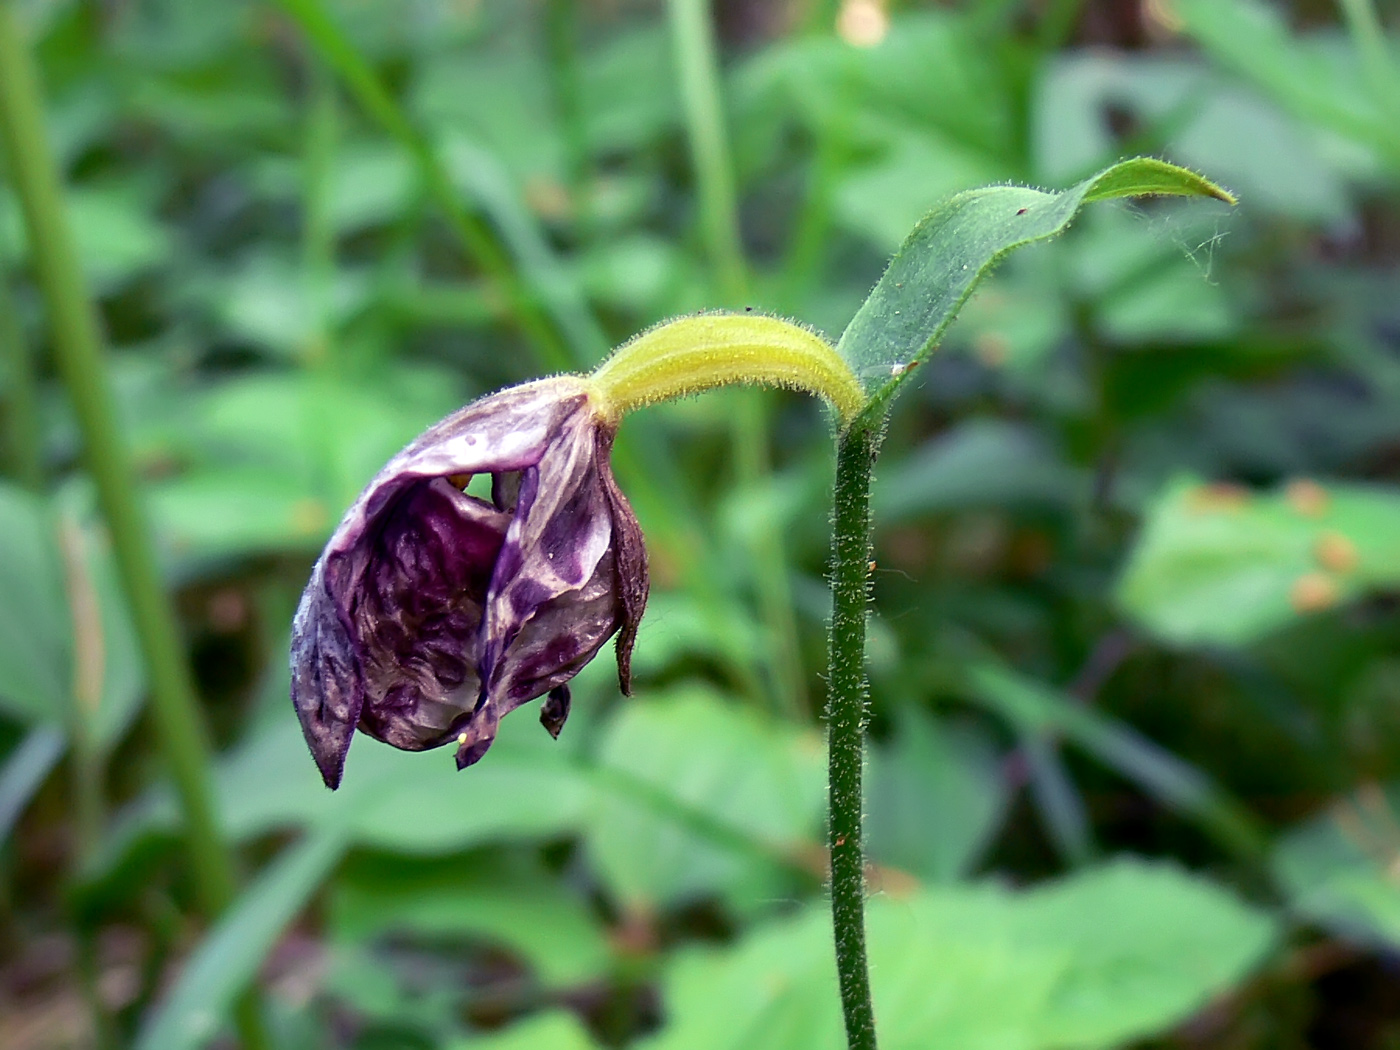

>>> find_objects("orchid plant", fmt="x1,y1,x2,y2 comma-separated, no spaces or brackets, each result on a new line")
291,158,1234,1050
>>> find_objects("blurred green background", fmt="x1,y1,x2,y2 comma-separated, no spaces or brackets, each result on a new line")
2,0,1400,1047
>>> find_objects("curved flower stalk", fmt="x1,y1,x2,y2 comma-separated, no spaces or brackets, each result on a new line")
292,313,864,789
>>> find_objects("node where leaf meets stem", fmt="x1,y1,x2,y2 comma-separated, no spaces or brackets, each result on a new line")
827,416,883,1050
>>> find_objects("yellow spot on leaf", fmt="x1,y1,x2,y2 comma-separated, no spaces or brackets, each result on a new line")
291,499,328,536
1314,530,1359,574
1286,478,1329,518
1185,482,1249,514
837,0,889,47
1290,572,1339,614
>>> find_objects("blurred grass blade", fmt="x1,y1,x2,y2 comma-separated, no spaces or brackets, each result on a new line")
0,725,64,845
837,158,1234,411
136,827,348,1050
272,0,602,372
1173,0,1400,160
966,660,1267,860
1022,733,1095,866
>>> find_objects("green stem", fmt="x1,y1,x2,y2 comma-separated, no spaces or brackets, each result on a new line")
1338,0,1400,131
0,262,42,488
301,54,338,368
544,0,590,203
827,418,881,1050
667,0,808,716
666,0,747,303
1036,0,1085,52
0,8,269,1048
801,0,841,35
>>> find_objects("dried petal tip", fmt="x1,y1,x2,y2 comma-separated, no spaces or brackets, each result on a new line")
290,375,651,783
540,684,572,740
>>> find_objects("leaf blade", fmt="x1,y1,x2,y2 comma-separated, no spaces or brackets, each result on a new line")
836,158,1234,414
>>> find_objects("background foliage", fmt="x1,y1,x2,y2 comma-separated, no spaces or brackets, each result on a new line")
2,0,1399,1047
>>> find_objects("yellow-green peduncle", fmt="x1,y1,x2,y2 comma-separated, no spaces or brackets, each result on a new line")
588,313,866,425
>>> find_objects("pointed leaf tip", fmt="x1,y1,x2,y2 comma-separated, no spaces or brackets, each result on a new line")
835,156,1236,422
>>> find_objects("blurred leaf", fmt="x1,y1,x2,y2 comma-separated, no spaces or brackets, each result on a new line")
0,726,65,846
1172,0,1398,159
1,184,172,291
447,1012,601,1050
874,419,1083,521
837,158,1234,403
1273,783,1400,949
1118,477,1400,646
148,369,462,560
965,660,1266,859
866,708,1009,882
586,686,824,912
324,141,415,233
0,483,144,748
151,468,331,561
135,827,348,1050
642,858,1277,1050
331,853,612,986
0,484,72,723
1035,54,1356,222
208,250,372,360
93,710,587,887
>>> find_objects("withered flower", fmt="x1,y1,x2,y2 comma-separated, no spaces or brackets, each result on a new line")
291,376,648,789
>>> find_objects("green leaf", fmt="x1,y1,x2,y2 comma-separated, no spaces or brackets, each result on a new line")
330,854,613,987
642,859,1276,1050
1171,0,1397,158
865,708,1008,883
134,827,348,1050
446,1012,601,1050
961,658,1265,859
0,726,65,846
585,686,824,912
1272,783,1400,950
836,158,1234,409
1117,477,1400,647
0,483,144,749
873,419,1083,520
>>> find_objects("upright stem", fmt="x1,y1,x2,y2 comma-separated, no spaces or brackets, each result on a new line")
827,419,881,1050
301,55,338,368
544,0,590,203
0,8,268,1047
666,0,746,303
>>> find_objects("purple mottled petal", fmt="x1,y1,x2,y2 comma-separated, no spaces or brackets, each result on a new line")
478,402,613,705
596,427,649,694
290,373,652,782
454,701,499,769
290,560,363,789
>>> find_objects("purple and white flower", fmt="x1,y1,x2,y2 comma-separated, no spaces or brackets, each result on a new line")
290,376,648,789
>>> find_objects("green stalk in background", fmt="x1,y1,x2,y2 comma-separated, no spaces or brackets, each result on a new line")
301,54,339,369
667,0,809,717
1338,0,1400,131
826,416,882,1050
544,0,591,206
0,7,269,1047
0,261,41,489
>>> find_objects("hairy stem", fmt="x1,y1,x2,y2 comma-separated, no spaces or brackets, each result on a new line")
827,419,882,1050
0,7,269,1047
